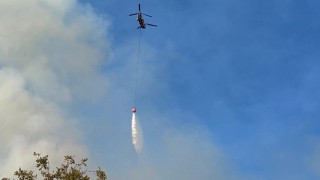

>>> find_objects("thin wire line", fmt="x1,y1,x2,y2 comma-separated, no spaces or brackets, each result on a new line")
133,28,141,106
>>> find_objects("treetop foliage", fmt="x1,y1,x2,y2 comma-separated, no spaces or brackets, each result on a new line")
1,152,107,180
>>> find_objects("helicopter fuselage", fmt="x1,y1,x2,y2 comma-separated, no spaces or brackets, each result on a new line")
137,13,146,29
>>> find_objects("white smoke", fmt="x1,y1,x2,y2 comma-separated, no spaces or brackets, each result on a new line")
0,0,109,177
132,112,143,153
0,68,86,175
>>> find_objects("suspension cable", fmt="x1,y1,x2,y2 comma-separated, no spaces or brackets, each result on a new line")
133,28,142,106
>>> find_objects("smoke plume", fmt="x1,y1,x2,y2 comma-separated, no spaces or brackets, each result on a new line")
0,0,109,177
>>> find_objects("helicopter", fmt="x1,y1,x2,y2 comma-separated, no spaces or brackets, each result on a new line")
129,4,157,29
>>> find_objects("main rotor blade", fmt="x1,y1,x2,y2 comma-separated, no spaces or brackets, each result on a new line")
142,13,152,17
129,13,138,16
139,4,141,11
146,23,157,27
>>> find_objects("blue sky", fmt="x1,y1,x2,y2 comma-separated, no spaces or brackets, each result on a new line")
79,0,320,179
0,0,320,179
77,0,320,179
